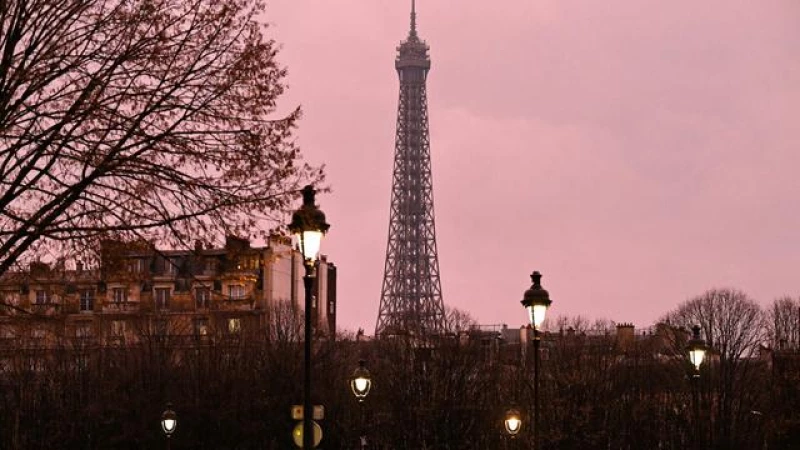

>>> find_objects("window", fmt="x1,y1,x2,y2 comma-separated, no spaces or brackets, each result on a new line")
35,290,50,305
162,257,179,275
194,318,209,338
76,323,92,339
227,318,241,334
3,293,19,306
112,288,127,304
32,329,45,340
237,257,259,270
155,319,168,337
79,290,95,312
27,357,41,372
0,326,14,340
228,285,245,300
204,258,218,273
129,258,148,274
111,320,126,339
154,288,170,310
195,287,211,309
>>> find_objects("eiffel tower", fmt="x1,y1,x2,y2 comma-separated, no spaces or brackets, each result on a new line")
375,1,446,337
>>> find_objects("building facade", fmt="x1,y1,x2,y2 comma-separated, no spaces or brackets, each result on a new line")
0,235,337,348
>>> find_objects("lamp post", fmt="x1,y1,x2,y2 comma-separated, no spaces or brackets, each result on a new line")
504,407,522,450
504,407,522,437
350,360,372,449
160,403,177,450
289,185,330,449
687,325,707,450
520,271,552,450
350,359,372,402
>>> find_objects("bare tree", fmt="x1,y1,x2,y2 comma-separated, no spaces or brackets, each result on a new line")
661,288,766,450
0,0,321,276
766,296,800,349
549,314,595,334
265,299,303,344
443,305,477,334
661,288,764,362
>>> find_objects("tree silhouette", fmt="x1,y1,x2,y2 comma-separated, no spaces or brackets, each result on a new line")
0,0,322,277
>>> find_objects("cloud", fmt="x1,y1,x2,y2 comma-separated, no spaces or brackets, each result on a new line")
267,0,800,331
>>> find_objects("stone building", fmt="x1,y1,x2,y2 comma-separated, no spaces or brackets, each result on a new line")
0,235,337,349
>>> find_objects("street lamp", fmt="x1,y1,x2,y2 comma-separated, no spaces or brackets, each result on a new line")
288,185,329,449
520,271,552,450
161,403,177,449
504,408,522,437
350,359,372,402
688,325,707,374
350,360,372,449
687,325,707,450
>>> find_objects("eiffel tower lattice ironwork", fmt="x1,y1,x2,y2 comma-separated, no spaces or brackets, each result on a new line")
375,0,446,337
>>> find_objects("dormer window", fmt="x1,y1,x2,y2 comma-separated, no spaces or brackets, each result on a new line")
164,258,177,275
129,258,149,273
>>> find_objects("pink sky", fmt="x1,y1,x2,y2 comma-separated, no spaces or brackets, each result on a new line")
266,1,800,333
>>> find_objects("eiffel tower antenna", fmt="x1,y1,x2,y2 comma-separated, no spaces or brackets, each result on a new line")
410,0,416,36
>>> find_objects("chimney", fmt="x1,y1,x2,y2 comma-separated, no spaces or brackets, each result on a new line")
616,323,635,351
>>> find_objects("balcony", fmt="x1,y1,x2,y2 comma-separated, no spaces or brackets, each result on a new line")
72,336,99,348
30,303,61,315
214,296,254,311
107,335,126,345
194,300,211,312
104,302,139,313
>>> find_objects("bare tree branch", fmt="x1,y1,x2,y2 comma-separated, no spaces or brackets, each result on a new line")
0,0,322,277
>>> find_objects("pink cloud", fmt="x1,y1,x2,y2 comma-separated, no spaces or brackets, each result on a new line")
267,0,800,332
